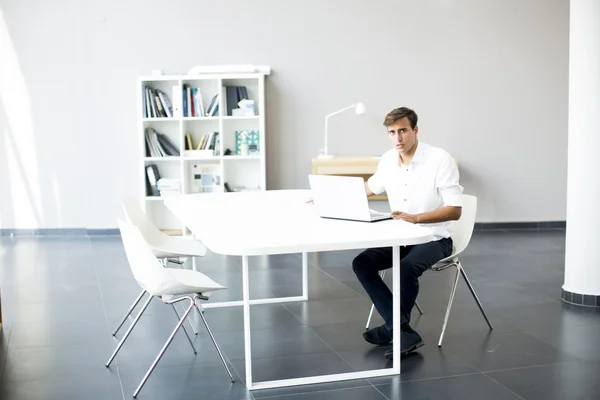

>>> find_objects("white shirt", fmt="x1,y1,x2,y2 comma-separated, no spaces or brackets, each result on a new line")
367,141,463,241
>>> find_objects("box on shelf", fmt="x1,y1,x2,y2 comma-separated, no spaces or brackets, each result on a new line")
157,178,180,196
184,150,215,158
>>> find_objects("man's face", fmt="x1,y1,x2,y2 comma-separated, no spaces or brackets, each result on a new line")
387,117,418,155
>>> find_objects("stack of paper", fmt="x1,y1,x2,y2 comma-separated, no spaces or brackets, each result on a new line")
157,178,180,196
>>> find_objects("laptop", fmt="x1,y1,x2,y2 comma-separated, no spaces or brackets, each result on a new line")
308,174,392,222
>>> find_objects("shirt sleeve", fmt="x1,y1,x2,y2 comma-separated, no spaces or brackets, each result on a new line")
436,153,463,207
367,159,386,195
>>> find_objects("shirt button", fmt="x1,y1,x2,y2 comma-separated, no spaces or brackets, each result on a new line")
404,199,407,201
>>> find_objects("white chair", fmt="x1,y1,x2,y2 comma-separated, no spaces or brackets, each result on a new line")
111,196,209,338
106,219,234,398
364,194,493,347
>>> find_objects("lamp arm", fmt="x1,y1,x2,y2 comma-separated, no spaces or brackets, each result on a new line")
323,104,357,156
325,104,356,119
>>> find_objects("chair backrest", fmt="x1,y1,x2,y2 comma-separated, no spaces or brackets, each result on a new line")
451,194,477,256
117,218,179,296
121,196,165,245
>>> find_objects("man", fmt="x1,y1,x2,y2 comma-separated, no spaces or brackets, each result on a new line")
353,106,462,360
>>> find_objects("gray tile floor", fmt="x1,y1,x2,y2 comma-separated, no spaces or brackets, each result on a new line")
1,229,599,399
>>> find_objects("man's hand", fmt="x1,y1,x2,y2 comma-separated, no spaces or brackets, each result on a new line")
391,211,419,224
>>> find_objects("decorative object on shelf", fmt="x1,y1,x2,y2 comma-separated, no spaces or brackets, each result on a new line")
320,102,366,159
191,163,221,193
235,130,260,155
231,99,255,117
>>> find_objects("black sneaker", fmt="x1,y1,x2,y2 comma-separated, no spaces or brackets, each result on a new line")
363,324,393,345
384,330,424,359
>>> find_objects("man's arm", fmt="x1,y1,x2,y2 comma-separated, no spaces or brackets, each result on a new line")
365,181,375,197
392,206,461,224
392,206,462,224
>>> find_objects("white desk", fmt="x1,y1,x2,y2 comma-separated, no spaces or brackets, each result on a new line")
164,189,434,390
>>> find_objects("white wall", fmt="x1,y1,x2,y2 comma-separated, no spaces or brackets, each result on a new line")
0,0,569,229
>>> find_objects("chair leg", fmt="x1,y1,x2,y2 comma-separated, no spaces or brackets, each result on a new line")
438,266,461,347
365,270,387,330
164,258,199,336
365,304,376,331
106,295,154,367
415,301,424,315
460,266,493,331
112,289,147,336
195,300,235,382
170,304,197,355
177,302,199,335
133,297,195,398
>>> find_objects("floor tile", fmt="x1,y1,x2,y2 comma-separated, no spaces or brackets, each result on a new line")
3,341,115,382
487,361,600,400
8,315,110,348
349,344,479,382
0,370,124,400
198,304,305,334
270,270,361,301
252,379,372,399
255,385,387,400
118,363,249,400
491,302,600,334
284,297,373,328
375,373,521,400
310,321,385,352
524,322,600,362
208,325,334,362
231,352,354,383
1,294,106,326
442,331,578,372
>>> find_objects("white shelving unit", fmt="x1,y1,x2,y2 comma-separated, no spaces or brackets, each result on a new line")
139,71,268,235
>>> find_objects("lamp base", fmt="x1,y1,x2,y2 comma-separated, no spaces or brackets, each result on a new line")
317,154,335,159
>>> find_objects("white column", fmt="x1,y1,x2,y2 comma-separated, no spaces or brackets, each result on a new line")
563,0,600,306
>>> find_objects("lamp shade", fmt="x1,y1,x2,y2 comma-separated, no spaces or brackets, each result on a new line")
355,102,366,115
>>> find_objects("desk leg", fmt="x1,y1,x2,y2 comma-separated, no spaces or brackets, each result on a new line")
302,252,308,300
242,255,253,388
392,246,401,373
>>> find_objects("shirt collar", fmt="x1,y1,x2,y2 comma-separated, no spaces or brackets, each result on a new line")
411,141,425,164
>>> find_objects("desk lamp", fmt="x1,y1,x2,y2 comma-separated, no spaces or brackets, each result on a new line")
319,102,366,159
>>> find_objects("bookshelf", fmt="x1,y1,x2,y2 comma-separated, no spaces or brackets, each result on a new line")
139,71,268,235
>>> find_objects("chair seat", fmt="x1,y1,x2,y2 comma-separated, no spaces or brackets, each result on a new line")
433,252,458,267
138,268,226,297
151,235,208,259
168,268,226,295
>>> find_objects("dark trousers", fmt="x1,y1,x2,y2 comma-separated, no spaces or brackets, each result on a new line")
352,238,453,331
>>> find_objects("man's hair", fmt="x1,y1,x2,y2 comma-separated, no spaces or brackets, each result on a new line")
383,107,418,129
